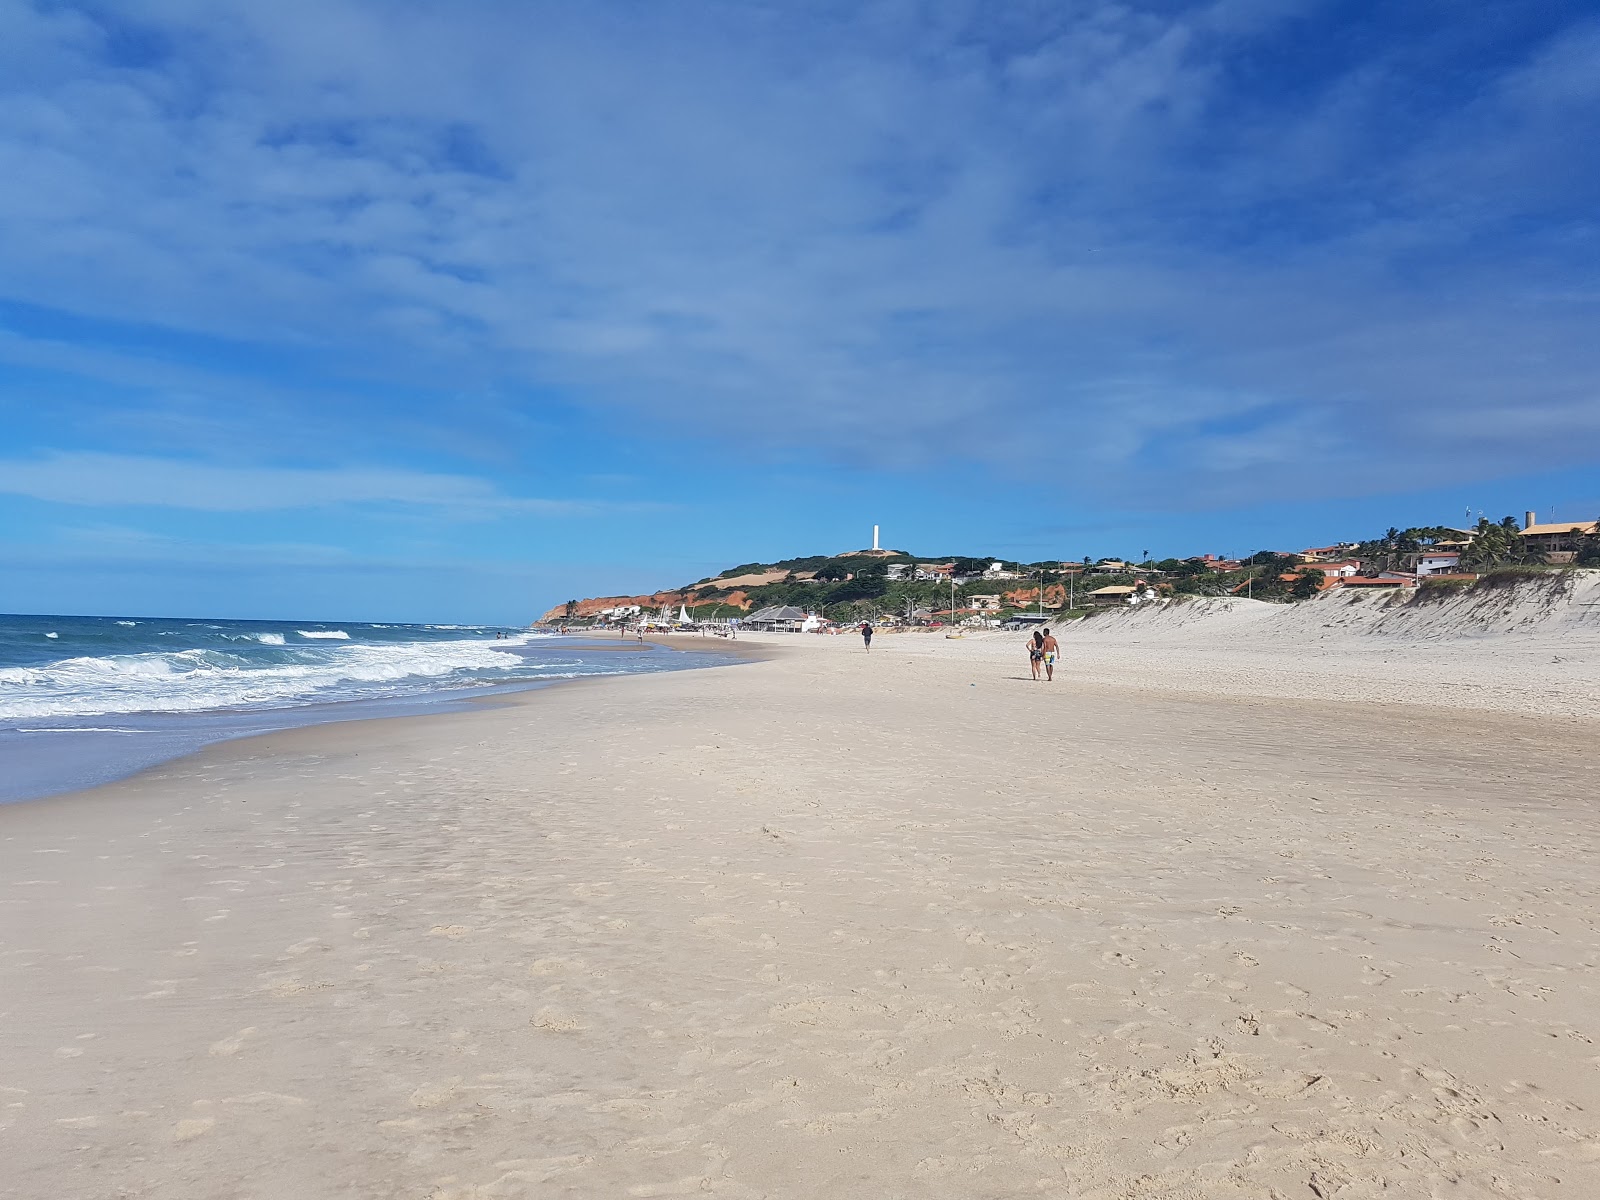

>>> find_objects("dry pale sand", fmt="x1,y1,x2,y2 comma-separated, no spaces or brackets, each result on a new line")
3,621,1598,1199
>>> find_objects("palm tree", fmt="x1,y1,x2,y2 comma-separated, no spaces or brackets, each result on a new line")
563,599,577,620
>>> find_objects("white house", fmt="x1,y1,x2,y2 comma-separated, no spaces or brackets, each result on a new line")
1302,560,1362,580
1415,549,1462,576
983,562,1021,580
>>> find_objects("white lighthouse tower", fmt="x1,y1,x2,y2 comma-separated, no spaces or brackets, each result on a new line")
873,524,880,551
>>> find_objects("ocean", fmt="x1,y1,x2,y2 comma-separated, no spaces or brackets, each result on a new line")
0,614,731,803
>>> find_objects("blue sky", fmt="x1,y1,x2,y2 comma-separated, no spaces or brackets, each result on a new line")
1,0,1597,623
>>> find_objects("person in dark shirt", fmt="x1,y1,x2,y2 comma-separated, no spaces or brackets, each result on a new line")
860,621,873,651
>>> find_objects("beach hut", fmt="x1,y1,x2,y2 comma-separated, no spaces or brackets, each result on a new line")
745,605,809,632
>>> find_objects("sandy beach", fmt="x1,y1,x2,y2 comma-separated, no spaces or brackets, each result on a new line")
4,613,1599,1199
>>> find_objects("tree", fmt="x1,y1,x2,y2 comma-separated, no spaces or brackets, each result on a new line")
1461,515,1529,569
564,599,577,619
1290,570,1323,600
827,575,888,604
1580,520,1600,567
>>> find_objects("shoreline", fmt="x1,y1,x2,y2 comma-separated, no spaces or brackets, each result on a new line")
3,632,1596,1197
0,632,768,808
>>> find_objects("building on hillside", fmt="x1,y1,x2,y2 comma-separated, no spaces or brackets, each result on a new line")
1090,560,1129,575
968,594,1002,612
914,562,954,581
1415,549,1462,576
1300,560,1362,580
1519,512,1598,562
1300,544,1354,561
983,562,1021,580
1087,584,1139,606
1336,574,1417,590
1187,554,1244,572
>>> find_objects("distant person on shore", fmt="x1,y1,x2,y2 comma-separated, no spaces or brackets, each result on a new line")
860,621,873,651
1040,628,1059,681
1028,629,1044,680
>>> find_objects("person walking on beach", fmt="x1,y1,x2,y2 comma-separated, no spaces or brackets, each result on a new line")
1028,629,1044,680
1040,628,1059,682
860,621,873,651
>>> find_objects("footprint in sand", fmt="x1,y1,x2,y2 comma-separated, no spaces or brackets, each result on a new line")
209,1027,256,1056
172,1117,215,1142
528,957,576,976
409,1080,461,1108
531,1006,584,1032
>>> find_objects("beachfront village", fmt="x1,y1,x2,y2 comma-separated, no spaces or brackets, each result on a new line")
544,512,1600,632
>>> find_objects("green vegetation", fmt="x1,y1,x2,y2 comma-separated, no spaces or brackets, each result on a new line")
584,518,1600,624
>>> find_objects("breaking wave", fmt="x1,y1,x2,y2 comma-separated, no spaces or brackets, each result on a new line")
0,635,545,720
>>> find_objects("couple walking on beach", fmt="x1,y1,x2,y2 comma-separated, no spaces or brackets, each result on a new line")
1028,627,1059,681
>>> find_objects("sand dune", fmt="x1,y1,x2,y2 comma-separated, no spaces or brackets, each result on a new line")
1072,570,1600,643
1002,573,1600,720
2,608,1597,1198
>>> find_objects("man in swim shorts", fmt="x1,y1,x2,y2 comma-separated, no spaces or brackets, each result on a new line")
1039,629,1060,681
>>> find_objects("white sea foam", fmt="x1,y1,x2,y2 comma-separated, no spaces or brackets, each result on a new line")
253,632,287,645
45,632,59,639
116,620,137,627
15,727,153,734
0,639,530,719
296,630,350,640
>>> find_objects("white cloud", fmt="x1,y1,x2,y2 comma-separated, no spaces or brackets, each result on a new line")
0,451,628,514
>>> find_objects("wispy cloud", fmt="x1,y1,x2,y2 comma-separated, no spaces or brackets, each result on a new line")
0,451,641,515
0,1,1596,502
